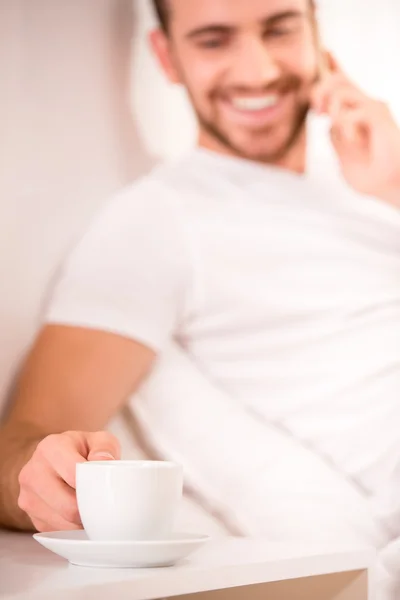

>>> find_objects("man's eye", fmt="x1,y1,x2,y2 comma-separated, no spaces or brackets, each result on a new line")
198,39,225,49
267,28,292,38
265,22,301,40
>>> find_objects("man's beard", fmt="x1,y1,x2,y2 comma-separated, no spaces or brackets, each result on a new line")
197,100,310,164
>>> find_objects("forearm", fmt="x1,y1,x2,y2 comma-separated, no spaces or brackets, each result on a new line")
0,422,43,531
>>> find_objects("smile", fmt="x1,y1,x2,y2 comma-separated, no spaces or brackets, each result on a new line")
219,93,287,127
230,95,279,112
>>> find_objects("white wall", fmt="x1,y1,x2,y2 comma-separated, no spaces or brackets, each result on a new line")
1,0,400,413
0,0,150,409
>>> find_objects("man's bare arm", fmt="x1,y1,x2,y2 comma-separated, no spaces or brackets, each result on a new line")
0,324,155,530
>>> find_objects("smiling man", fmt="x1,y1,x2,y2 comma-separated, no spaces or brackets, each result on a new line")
153,0,316,170
1,1,400,580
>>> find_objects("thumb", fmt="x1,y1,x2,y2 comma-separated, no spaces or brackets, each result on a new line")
86,431,121,462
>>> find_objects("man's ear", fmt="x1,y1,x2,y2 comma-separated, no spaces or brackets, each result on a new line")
149,29,182,84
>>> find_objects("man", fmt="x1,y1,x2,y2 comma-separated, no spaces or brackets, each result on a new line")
1,0,400,541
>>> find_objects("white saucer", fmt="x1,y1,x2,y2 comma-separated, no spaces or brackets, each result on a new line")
33,530,210,568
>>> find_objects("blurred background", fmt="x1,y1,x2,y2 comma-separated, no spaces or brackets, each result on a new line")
1,0,400,412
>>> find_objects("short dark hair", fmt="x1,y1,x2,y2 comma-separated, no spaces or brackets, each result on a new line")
152,0,315,34
152,0,169,32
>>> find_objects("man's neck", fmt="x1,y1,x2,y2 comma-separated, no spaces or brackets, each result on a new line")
198,127,308,175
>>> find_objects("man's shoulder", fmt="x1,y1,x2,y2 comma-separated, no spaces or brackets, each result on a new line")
86,158,200,239
111,156,196,211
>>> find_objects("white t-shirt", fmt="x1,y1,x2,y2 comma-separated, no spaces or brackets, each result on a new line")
47,130,400,525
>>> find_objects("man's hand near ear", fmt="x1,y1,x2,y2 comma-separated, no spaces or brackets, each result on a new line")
312,53,400,208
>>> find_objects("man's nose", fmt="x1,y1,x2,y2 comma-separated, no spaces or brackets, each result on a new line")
230,38,281,88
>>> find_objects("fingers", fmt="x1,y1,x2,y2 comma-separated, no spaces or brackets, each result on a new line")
19,488,81,532
18,434,84,530
312,74,365,116
86,431,121,462
35,433,87,489
18,430,121,532
328,87,367,122
32,519,81,533
19,456,81,525
311,67,380,154
332,106,370,144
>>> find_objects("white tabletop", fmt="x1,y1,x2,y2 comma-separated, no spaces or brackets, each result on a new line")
0,530,375,600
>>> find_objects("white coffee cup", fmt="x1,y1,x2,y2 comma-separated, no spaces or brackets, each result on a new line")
76,460,183,541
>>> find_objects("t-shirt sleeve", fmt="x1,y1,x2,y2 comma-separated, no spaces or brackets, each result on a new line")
45,180,190,352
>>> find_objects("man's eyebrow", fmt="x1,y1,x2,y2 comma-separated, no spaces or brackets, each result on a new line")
186,24,235,40
262,9,306,27
185,10,306,39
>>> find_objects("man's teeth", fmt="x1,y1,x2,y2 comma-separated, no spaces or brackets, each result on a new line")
231,95,279,111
